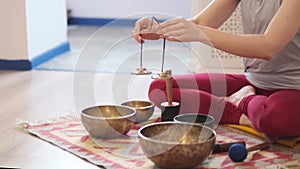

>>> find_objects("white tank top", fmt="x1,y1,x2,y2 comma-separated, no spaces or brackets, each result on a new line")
240,0,300,90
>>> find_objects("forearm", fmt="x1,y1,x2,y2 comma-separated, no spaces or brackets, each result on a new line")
198,26,274,60
197,0,300,60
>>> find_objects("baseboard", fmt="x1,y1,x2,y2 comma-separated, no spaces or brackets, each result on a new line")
68,17,165,26
68,17,137,26
0,42,70,70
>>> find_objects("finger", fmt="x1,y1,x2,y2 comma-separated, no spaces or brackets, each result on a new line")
131,30,144,43
160,25,183,36
160,17,185,29
166,37,180,42
160,23,184,35
135,17,153,32
164,29,186,42
162,29,185,39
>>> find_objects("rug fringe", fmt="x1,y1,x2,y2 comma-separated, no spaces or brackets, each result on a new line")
16,112,79,130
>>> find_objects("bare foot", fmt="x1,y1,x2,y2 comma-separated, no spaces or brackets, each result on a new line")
225,86,256,127
226,86,255,107
239,114,254,127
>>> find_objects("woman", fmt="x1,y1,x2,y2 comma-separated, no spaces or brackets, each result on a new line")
132,0,300,138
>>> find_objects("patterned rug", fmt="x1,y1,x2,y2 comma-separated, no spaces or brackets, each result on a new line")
19,114,300,169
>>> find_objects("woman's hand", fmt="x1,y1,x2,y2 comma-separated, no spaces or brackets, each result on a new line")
132,17,162,43
160,17,208,43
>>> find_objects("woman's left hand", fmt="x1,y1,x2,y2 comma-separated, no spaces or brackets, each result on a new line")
160,17,206,42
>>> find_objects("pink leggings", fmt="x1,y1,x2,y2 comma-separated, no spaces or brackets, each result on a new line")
148,73,300,137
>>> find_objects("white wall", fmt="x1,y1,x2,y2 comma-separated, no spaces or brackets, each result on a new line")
26,0,68,59
0,0,67,60
67,0,192,19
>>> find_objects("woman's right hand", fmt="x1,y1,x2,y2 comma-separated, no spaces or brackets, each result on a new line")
132,17,162,43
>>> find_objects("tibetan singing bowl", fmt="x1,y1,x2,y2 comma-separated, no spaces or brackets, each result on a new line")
174,113,215,129
121,100,155,123
81,105,136,139
138,122,216,169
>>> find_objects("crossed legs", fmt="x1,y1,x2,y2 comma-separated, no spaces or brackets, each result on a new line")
148,73,300,137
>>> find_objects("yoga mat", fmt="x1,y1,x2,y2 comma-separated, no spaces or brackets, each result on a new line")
227,124,300,150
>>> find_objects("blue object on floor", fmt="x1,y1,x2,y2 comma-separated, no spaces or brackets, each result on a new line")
228,143,248,162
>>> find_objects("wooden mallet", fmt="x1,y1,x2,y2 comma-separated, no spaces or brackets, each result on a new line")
228,141,269,162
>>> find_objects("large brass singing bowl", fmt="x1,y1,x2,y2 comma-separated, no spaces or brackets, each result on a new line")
138,122,216,169
81,105,136,139
121,100,155,123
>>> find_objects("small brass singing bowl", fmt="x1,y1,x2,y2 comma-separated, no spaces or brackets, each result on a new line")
81,105,136,139
138,122,216,169
121,100,155,123
174,113,215,129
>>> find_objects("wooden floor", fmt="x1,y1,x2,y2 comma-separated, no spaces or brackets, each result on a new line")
0,70,150,169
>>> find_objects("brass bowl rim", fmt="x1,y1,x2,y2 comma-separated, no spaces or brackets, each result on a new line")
173,113,215,123
81,105,136,120
138,121,216,145
121,100,155,110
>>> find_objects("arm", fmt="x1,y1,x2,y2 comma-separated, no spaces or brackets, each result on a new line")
132,0,239,43
161,0,300,60
190,0,240,28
